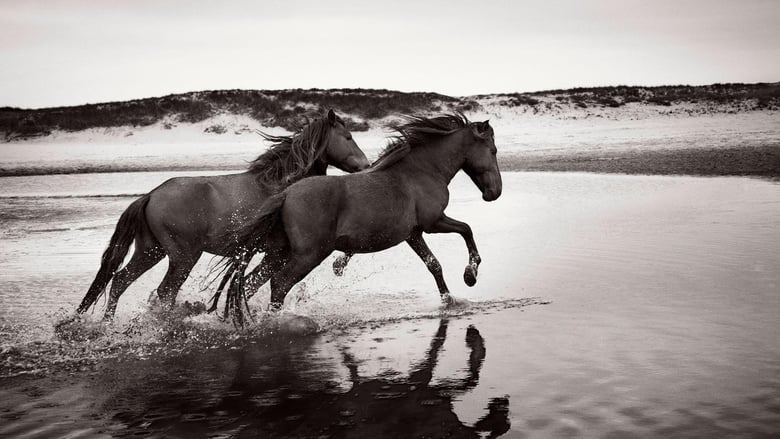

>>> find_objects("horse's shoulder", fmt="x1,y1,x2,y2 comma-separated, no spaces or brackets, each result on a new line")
288,174,338,192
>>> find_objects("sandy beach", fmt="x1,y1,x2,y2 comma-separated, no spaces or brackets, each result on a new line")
3,98,779,179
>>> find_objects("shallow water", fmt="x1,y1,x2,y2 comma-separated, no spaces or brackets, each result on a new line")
1,171,779,437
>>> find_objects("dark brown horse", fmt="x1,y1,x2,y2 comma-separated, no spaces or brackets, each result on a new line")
76,110,369,319
220,114,501,321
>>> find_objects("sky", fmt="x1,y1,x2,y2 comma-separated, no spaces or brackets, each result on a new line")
1,0,779,108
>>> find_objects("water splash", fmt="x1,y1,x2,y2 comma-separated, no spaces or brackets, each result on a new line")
0,290,547,380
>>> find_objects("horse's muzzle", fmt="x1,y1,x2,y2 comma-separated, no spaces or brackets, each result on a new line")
482,187,501,202
345,155,371,172
479,172,502,202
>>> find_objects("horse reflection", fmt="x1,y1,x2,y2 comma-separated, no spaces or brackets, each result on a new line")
332,320,510,438
109,320,510,438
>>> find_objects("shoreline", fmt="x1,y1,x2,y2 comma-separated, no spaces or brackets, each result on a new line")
500,143,780,179
2,144,778,179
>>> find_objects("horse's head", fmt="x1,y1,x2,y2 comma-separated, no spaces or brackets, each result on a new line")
462,120,502,202
324,109,370,172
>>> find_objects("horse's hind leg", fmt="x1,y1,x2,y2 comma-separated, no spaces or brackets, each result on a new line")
104,244,164,319
268,252,326,311
210,251,289,315
425,215,481,287
155,254,199,308
244,249,289,299
406,232,452,304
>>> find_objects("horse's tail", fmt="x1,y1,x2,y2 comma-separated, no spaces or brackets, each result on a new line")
218,192,287,326
223,191,288,255
76,194,151,313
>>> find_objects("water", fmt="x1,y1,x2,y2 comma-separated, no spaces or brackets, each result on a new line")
1,171,779,437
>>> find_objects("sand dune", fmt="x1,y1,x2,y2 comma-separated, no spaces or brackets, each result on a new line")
2,85,779,177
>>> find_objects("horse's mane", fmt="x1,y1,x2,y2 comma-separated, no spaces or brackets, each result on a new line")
248,115,342,187
369,113,471,172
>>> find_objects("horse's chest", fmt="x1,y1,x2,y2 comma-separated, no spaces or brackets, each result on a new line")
415,195,448,227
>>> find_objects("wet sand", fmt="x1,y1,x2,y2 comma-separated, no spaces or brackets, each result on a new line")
501,144,780,179
3,144,779,179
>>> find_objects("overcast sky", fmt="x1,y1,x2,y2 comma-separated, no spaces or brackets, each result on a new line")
2,0,779,108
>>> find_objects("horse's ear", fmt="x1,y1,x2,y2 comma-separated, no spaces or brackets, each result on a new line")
327,109,336,126
471,121,489,139
471,124,484,139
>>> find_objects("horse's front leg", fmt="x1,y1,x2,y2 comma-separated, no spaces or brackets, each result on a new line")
406,232,452,305
425,214,481,287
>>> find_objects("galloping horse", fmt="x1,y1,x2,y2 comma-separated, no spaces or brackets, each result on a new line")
76,110,369,319
220,113,501,320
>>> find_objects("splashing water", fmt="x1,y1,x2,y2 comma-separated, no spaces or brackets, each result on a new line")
1,285,544,380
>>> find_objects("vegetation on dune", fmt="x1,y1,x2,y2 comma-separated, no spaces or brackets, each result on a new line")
0,89,475,141
1,83,778,141
525,82,780,109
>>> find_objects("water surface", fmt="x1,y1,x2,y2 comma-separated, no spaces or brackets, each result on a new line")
1,171,779,437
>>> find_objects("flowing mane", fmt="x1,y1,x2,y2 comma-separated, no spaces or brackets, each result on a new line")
248,114,343,187
370,113,471,172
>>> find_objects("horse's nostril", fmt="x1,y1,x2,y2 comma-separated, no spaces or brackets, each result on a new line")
482,188,500,202
356,157,370,170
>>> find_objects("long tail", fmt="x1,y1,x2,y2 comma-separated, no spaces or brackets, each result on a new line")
76,194,151,313
228,191,288,254
218,192,287,326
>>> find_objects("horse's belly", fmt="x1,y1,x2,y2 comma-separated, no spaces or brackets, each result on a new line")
334,226,411,254
334,235,402,253
332,187,416,253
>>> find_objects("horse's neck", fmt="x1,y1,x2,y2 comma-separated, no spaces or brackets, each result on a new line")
247,147,327,190
280,156,327,187
308,158,328,177
398,133,465,184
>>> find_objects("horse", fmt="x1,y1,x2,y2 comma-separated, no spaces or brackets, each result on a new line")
76,110,370,319
219,113,501,322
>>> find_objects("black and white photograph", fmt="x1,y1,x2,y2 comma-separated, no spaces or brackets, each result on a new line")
1,1,779,437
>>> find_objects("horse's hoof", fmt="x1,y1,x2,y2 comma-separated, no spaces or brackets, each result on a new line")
441,295,470,310
53,314,79,333
332,259,346,276
463,265,477,287
55,315,106,341
277,314,319,335
184,301,207,316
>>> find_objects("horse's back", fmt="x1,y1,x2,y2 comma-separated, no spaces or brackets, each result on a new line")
281,172,418,253
145,172,271,254
282,176,345,220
